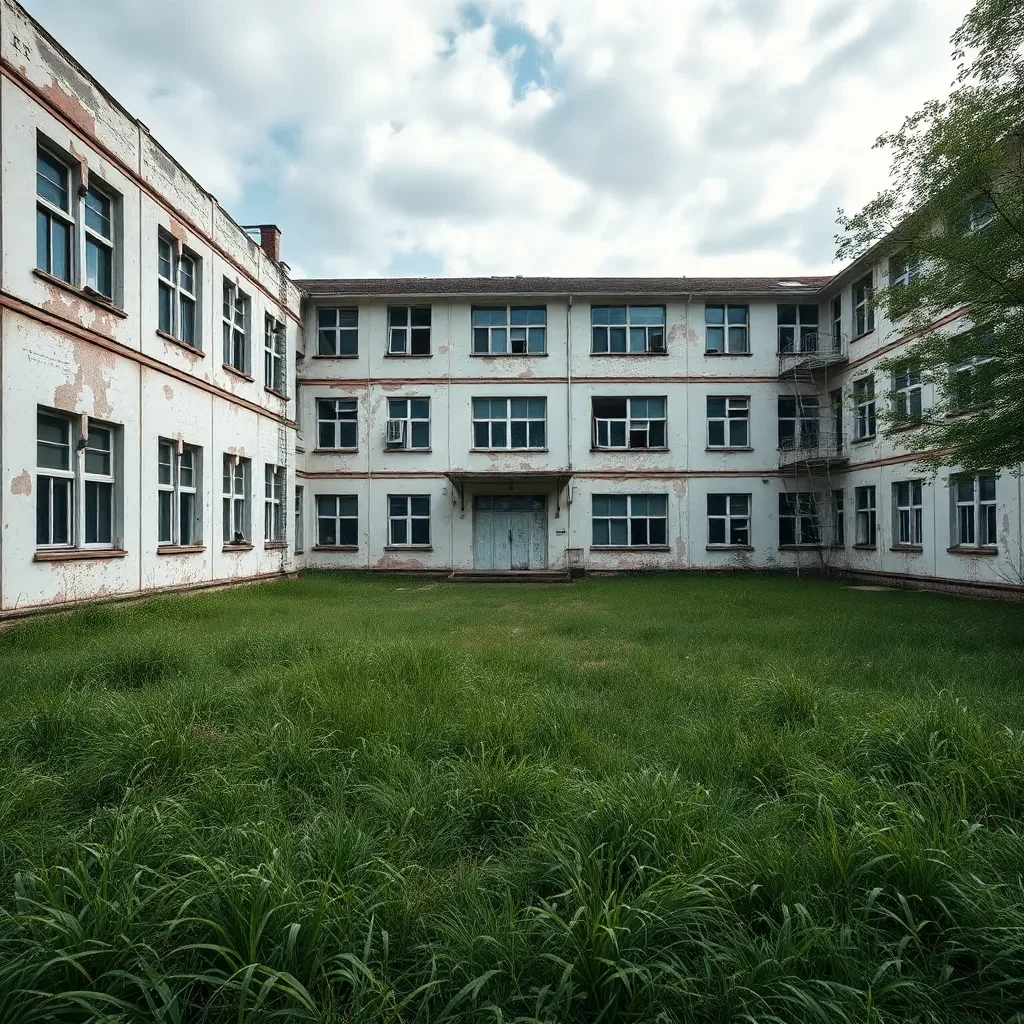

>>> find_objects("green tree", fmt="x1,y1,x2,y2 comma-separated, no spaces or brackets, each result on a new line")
836,0,1024,472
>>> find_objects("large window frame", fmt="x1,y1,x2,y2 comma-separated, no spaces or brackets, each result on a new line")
853,273,874,336
953,474,997,549
472,397,546,450
386,398,430,450
592,494,668,548
591,306,666,354
158,440,202,548
853,377,876,439
707,493,751,548
388,306,431,356
779,492,820,546
264,464,285,544
317,308,359,356
705,304,749,354
778,394,819,451
388,495,431,547
316,398,358,451
892,364,923,422
592,396,667,450
158,235,200,348
222,455,251,545
222,280,250,374
889,252,920,289
893,480,923,547
264,315,287,396
854,485,877,547
472,306,547,355
777,304,820,354
316,494,358,547
707,397,749,449
830,295,842,345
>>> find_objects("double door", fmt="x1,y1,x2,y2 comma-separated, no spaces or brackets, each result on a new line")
473,495,547,570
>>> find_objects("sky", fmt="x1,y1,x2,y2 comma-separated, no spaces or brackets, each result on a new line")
24,0,973,280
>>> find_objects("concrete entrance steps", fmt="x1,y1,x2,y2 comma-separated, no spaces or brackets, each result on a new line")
448,569,571,584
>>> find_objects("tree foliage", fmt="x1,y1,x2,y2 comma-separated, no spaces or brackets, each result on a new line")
836,0,1024,473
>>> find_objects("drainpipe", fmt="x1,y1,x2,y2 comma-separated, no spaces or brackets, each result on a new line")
683,293,691,569
566,295,573,567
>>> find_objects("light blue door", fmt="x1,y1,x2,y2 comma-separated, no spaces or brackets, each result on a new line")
473,496,546,570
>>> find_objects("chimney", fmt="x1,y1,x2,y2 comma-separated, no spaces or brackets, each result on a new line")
257,224,281,262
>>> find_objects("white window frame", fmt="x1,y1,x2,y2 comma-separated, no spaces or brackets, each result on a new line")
36,144,74,284
853,376,876,439
889,252,920,289
472,397,546,450
472,306,547,355
592,396,667,450
778,394,820,451
892,365,923,421
317,307,358,356
893,480,923,547
953,474,997,548
590,306,667,354
387,397,430,450
707,397,749,449
830,295,842,346
779,492,820,546
705,304,749,354
832,489,845,547
295,485,304,552
387,494,431,547
707,493,750,547
961,195,996,235
388,305,431,356
591,493,669,548
855,485,877,547
316,494,359,547
222,455,251,544
158,235,200,348
264,464,285,543
222,280,250,373
264,314,287,396
777,304,820,354
83,183,114,301
36,409,75,548
854,273,874,335
316,398,358,450
158,440,201,547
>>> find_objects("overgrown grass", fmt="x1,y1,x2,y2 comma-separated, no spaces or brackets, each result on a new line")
0,573,1023,1022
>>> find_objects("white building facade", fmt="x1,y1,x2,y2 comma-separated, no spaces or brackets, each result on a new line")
0,1,1020,616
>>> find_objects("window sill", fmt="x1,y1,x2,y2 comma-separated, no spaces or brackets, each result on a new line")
590,351,668,357
947,545,998,557
887,421,921,434
385,447,432,454
590,545,671,552
851,435,876,445
852,544,877,551
385,353,433,359
222,543,254,552
470,352,549,358
34,547,127,562
946,405,992,419
591,447,669,453
852,330,875,342
157,330,205,356
778,544,823,551
312,545,359,552
706,545,754,552
157,544,205,555
32,269,129,319
313,447,359,454
890,545,923,553
264,541,287,550
704,351,752,357
470,447,549,453
222,364,255,383
264,386,288,400
384,545,433,551
705,446,753,453
311,354,359,360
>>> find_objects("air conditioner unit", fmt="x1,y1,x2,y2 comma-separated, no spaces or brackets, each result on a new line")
385,419,406,448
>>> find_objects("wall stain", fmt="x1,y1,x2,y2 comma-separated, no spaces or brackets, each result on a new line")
163,385,174,401
53,340,115,418
10,471,32,496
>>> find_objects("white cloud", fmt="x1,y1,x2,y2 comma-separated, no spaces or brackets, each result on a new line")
24,0,972,277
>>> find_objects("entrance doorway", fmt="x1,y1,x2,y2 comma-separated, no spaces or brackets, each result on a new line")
473,495,547,570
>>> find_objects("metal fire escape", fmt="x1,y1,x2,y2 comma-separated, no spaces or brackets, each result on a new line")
778,330,849,574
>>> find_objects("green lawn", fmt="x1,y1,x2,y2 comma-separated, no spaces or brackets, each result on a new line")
1,574,1023,1022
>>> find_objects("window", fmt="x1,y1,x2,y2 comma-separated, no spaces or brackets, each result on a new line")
953,475,997,548
855,486,877,547
832,490,845,546
779,492,820,546
892,365,923,422
778,394,819,450
707,397,749,448
705,304,749,354
316,494,358,547
36,409,119,549
157,441,201,547
889,252,920,289
83,185,114,299
591,306,666,354
830,295,842,345
472,398,546,449
388,306,431,355
854,273,874,335
472,307,546,354
894,480,923,546
264,464,285,543
592,397,667,449
592,494,668,547
158,236,199,347
222,281,250,373
388,495,430,546
295,486,304,552
317,308,358,356
387,398,430,449
707,494,750,547
222,455,251,544
853,377,876,439
949,331,996,411
36,146,73,283
777,304,819,353
317,398,358,450
960,195,997,235
264,315,286,395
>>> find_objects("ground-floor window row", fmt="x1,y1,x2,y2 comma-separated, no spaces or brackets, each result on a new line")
35,408,290,556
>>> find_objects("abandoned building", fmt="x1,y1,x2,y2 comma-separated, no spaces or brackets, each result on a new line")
1,1,1021,614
